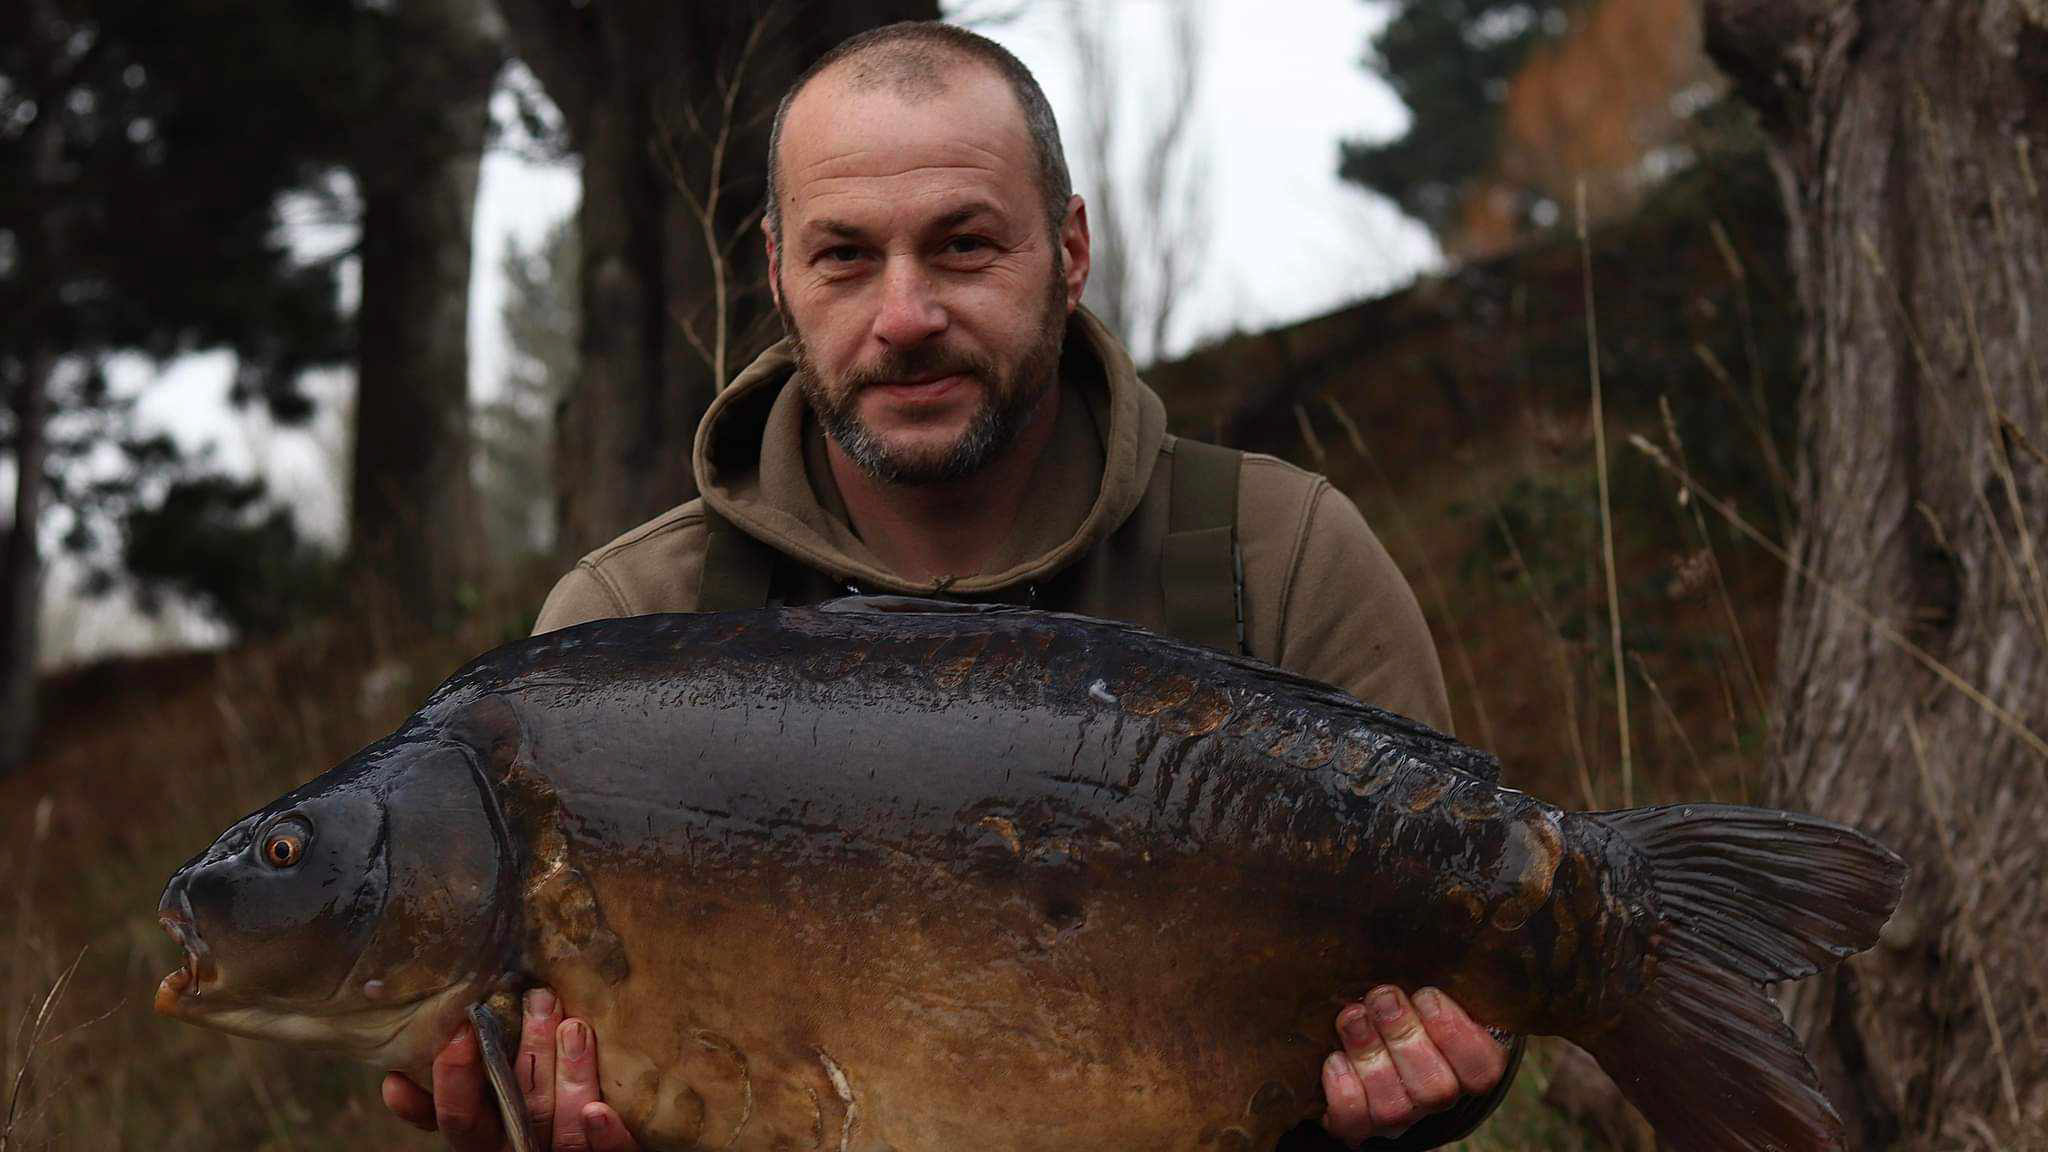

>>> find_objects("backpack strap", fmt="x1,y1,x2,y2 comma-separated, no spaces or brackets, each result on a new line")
1161,437,1245,655
697,508,782,611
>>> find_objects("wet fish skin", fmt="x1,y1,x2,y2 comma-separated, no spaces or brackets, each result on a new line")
156,601,1904,1152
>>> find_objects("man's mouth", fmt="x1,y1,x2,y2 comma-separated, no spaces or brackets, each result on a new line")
871,372,966,397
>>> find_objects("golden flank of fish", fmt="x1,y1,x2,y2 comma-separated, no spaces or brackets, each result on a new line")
156,599,1906,1152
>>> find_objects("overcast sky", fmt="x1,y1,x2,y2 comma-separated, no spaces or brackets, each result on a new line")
51,0,1435,663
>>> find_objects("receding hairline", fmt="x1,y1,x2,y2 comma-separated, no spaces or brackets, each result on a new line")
775,47,1028,179
766,22,1073,246
818,35,991,101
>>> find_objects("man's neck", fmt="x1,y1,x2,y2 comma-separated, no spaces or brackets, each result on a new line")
826,382,1063,587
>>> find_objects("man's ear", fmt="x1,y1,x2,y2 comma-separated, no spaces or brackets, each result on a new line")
764,220,783,311
1060,195,1091,314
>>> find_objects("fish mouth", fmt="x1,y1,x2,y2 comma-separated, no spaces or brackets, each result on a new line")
153,902,219,1015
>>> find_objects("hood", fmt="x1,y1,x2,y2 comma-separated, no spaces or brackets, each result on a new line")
693,306,1168,596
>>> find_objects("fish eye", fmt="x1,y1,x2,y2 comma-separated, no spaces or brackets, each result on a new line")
261,820,310,870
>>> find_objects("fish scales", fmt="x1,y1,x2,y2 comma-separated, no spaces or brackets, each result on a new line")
156,601,1905,1152
511,609,1535,955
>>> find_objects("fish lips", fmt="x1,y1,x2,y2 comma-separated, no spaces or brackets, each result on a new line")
153,889,218,1016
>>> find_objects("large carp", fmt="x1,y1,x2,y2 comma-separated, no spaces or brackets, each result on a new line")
156,600,1903,1152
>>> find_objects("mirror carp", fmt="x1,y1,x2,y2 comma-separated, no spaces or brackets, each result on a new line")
156,599,1904,1152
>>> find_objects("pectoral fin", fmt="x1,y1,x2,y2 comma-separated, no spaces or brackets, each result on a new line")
470,1000,537,1152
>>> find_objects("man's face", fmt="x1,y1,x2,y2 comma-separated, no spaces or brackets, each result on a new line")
768,63,1088,485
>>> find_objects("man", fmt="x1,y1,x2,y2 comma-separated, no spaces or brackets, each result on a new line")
385,21,1517,1152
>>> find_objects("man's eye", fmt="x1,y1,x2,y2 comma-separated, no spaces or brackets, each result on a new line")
944,236,991,256
821,245,863,264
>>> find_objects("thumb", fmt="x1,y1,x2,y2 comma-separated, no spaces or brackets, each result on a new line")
581,1103,641,1151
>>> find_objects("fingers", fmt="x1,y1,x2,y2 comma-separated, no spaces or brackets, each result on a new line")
552,1019,604,1152
381,1072,437,1132
1413,987,1510,1095
519,988,564,1139
578,1102,642,1151
1321,986,1478,1145
430,1024,505,1152
1320,1049,1376,1148
1367,987,1463,1118
1335,998,1422,1135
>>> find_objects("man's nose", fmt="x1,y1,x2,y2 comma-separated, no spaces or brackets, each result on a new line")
871,258,947,347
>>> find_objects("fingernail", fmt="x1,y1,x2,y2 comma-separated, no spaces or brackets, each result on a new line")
1370,988,1403,1024
560,1019,588,1059
1415,988,1443,1021
1337,1004,1374,1046
1324,1052,1355,1082
525,988,555,1019
444,1025,474,1055
585,1105,611,1134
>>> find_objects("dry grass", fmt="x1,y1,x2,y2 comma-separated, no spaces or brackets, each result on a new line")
1630,435,2048,768
1320,394,1501,754
0,601,531,1151
1577,182,1633,807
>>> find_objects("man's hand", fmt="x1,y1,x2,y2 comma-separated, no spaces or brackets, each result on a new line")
381,988,639,1152
1319,986,1508,1148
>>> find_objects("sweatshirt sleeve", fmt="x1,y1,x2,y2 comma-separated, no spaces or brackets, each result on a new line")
531,562,633,636
1274,481,1454,734
1268,481,1524,1150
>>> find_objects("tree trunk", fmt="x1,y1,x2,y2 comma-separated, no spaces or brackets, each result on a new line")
0,348,50,775
1704,1,2048,1145
2,6,67,773
350,0,502,628
496,0,938,560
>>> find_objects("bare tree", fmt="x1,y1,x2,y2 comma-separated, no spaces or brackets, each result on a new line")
492,0,939,561
349,0,503,629
654,3,783,395
480,218,579,568
1702,1,2048,1146
1068,1,1209,365
0,0,68,774
0,351,50,774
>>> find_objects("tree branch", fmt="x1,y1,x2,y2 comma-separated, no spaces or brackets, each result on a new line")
493,0,600,140
1700,0,1835,130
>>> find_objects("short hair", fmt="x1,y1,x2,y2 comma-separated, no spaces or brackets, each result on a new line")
764,21,1073,248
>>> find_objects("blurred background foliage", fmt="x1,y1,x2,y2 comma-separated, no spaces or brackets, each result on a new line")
3,0,2043,1149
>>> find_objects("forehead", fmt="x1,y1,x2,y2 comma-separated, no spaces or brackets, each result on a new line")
778,62,1039,227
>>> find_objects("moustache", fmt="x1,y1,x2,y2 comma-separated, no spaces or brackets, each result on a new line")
841,345,999,391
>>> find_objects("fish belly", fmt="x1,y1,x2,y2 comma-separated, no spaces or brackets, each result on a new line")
542,850,1389,1152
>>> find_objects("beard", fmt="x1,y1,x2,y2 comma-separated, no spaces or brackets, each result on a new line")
782,267,1068,487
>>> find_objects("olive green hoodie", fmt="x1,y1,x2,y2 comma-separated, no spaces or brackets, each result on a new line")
534,307,1452,733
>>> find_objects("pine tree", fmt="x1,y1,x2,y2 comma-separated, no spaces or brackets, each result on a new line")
1338,1,1579,242
1,0,356,771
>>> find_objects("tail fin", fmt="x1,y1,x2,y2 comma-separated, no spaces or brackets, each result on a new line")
1579,804,1906,1152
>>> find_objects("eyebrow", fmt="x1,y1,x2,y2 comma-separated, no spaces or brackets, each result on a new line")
805,218,870,243
801,200,1009,246
926,201,1006,233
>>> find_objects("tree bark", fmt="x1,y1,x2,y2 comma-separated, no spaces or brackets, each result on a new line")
0,348,50,775
1704,1,2048,1145
350,0,502,628
496,0,938,560
1,1,68,773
